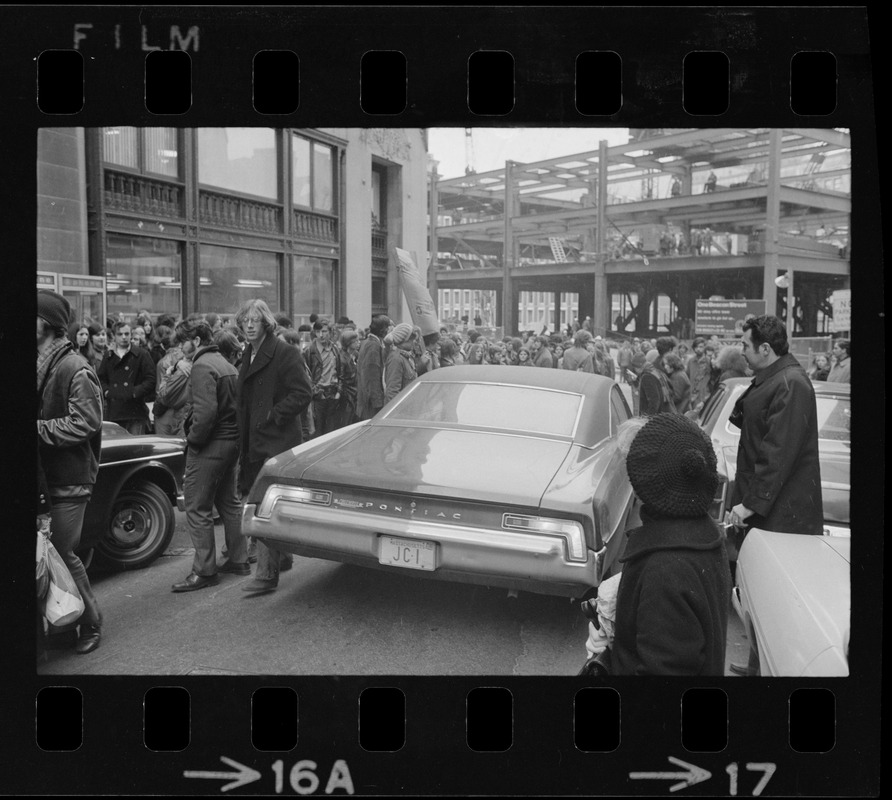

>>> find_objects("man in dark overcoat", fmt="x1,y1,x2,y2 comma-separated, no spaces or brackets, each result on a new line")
355,314,391,420
235,299,313,595
728,314,823,535
97,320,156,434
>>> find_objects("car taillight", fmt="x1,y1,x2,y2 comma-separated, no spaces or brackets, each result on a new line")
502,514,587,562
254,485,332,519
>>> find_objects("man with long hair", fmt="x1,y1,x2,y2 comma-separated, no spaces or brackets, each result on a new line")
235,299,313,595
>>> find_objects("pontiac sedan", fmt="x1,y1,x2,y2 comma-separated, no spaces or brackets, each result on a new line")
243,366,638,597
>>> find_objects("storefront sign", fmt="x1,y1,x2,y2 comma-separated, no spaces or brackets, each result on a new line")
394,248,439,336
37,271,58,291
695,299,766,337
830,289,851,333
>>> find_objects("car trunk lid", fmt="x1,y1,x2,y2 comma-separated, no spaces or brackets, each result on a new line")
294,423,572,507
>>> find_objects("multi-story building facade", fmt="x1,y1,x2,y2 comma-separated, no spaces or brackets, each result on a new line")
431,128,850,339
37,127,429,328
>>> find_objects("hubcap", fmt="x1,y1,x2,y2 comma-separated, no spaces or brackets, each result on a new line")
111,505,151,546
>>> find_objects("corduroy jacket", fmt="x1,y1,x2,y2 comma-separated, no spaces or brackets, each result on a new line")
186,345,240,449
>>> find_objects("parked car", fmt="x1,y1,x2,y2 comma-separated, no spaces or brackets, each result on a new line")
731,528,850,676
243,366,638,597
696,378,851,558
78,421,186,570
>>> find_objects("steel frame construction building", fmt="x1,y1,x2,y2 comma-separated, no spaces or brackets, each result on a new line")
428,128,850,338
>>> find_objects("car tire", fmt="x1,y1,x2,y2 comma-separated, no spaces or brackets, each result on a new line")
95,480,174,570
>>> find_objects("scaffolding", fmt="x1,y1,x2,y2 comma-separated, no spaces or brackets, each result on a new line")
430,128,851,338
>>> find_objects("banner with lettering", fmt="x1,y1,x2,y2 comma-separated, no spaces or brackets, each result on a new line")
394,248,439,336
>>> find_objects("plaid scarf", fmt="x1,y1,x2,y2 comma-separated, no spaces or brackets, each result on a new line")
37,337,72,393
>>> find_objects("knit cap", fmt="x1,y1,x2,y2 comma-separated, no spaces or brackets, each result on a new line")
37,290,72,331
644,348,661,365
387,322,414,346
625,412,718,517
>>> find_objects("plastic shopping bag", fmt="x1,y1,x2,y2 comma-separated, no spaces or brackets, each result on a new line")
42,538,84,627
36,531,50,600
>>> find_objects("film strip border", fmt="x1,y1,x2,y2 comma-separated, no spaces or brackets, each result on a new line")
27,680,857,795
37,49,839,118
4,5,882,797
4,6,871,127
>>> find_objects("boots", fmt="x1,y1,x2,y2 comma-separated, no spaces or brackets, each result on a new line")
75,624,101,655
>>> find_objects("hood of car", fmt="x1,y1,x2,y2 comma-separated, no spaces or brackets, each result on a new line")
738,529,850,677
287,424,573,507
99,422,186,464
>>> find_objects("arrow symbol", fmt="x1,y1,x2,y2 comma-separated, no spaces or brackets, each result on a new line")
630,756,712,792
184,756,262,792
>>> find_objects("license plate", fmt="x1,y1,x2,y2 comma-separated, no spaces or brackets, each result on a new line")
378,536,437,571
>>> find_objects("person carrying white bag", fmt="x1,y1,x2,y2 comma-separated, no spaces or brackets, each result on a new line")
37,291,104,655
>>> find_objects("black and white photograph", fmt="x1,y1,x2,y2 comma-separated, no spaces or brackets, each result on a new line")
36,125,852,678
10,5,882,797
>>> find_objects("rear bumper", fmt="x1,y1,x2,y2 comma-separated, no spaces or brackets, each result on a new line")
242,501,602,597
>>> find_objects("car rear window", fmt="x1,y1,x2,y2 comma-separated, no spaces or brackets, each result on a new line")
816,396,850,443
384,381,583,437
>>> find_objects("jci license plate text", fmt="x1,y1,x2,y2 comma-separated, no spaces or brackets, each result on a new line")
378,536,437,571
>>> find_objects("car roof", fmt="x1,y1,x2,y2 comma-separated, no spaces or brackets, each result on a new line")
721,376,850,398
397,366,621,447
416,364,616,394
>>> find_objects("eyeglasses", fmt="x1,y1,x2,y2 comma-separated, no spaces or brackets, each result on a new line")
244,316,263,325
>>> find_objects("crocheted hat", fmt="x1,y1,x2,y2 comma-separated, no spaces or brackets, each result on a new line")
625,412,719,517
387,322,414,346
37,290,72,331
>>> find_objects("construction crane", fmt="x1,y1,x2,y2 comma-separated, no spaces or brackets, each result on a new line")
464,128,476,175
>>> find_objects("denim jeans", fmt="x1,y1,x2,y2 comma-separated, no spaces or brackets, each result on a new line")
48,499,102,633
184,438,246,577
312,396,339,437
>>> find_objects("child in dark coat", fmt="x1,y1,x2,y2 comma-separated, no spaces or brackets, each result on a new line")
612,413,731,676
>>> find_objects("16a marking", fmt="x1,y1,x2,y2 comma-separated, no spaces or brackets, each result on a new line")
726,763,776,797
271,760,354,795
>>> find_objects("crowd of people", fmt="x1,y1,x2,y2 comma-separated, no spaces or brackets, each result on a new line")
39,287,850,670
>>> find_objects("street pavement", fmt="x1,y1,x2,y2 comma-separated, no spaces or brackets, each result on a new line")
38,509,750,676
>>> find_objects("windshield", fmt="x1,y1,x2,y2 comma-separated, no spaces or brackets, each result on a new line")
815,395,851,444
722,390,850,445
384,381,583,438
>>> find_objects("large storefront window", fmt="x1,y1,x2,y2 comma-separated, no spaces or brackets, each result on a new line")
198,128,278,200
105,234,182,321
292,255,336,322
102,127,179,178
292,133,335,212
200,245,280,316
